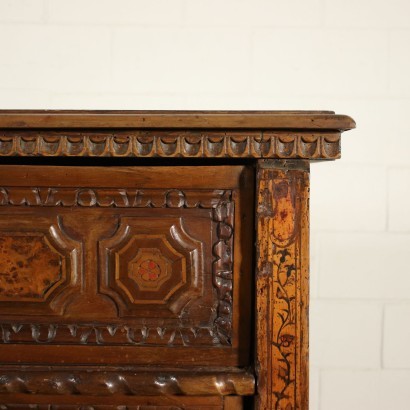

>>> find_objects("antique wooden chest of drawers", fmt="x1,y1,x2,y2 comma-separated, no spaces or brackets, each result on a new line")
0,111,354,409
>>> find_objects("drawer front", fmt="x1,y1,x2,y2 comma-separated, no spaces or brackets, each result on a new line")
0,395,243,409
0,165,253,367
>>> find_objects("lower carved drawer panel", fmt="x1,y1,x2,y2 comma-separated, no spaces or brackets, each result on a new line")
0,395,244,409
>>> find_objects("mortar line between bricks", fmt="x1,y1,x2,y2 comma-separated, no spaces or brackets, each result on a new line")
42,0,49,24
387,29,393,97
381,304,386,369
312,298,410,303
318,369,322,410
386,166,391,232
313,229,410,235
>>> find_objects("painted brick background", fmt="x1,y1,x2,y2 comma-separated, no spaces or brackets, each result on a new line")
0,1,409,408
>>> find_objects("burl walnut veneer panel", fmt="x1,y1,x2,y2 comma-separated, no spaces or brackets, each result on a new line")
0,111,355,409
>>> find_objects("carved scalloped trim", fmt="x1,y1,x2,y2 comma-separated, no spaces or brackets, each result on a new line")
0,131,341,159
0,188,231,209
0,323,222,346
0,369,255,396
212,200,234,344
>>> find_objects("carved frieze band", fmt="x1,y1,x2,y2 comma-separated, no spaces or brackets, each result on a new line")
0,187,231,208
0,323,222,346
0,131,341,159
0,368,255,396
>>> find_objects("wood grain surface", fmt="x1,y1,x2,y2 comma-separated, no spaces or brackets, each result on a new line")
0,130,343,159
0,110,355,130
256,160,310,410
0,110,355,409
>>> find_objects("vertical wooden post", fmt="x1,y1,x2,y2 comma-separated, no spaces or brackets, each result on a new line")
255,160,310,410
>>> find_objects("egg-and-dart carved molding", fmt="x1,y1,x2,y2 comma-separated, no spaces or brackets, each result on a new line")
0,190,234,346
0,368,255,397
0,130,341,159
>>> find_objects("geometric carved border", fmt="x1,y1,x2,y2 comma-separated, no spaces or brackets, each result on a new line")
0,130,341,159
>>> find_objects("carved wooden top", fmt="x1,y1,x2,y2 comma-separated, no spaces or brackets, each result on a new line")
0,110,355,130
0,110,355,159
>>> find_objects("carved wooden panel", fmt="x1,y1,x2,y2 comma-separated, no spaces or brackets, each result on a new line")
99,217,204,314
0,165,252,367
0,111,355,408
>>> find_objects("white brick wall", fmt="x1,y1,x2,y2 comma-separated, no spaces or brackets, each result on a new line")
310,301,382,369
1,0,410,408
388,168,410,231
0,0,46,23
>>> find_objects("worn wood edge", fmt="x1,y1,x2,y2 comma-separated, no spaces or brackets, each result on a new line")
0,343,246,367
224,396,244,410
0,130,344,159
0,111,355,130
0,165,244,189
0,368,255,396
0,109,336,114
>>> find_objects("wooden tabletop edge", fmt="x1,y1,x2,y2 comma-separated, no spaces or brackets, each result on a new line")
0,111,356,131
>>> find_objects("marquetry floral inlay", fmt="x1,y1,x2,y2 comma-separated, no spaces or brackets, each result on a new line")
137,259,161,282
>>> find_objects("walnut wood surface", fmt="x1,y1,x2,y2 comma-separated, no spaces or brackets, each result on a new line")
0,110,355,130
0,130,342,159
256,160,310,410
0,367,254,396
0,164,244,188
0,110,354,409
0,395,228,409
0,165,253,368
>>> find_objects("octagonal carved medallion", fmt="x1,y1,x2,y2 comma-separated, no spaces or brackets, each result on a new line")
99,217,203,316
